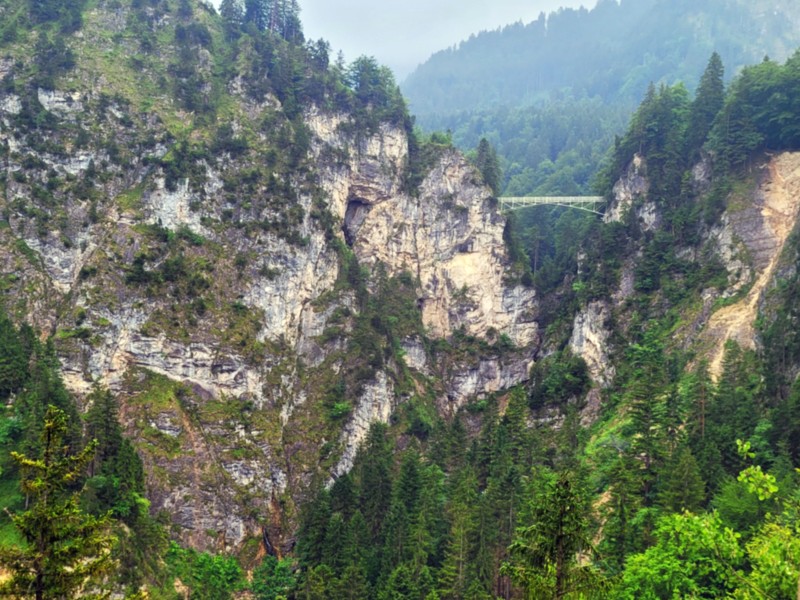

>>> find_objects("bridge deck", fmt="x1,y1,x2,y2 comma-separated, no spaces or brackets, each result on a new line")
498,196,605,214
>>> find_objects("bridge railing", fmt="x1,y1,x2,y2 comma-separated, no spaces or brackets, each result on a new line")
498,196,605,214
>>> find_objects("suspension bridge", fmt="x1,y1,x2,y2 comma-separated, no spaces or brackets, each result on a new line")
498,196,605,215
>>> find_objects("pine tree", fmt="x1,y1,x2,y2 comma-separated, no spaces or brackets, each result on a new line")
624,335,671,505
438,468,478,599
686,52,725,161
296,488,331,566
14,340,82,457
656,445,706,513
475,138,501,196
330,472,357,520
251,555,295,600
409,464,446,577
219,0,244,37
244,0,269,32
329,562,370,600
0,309,28,399
75,386,145,530
708,342,762,478
0,406,115,600
356,423,394,540
381,564,420,600
84,387,124,474
321,512,350,576
504,470,602,599
600,443,642,572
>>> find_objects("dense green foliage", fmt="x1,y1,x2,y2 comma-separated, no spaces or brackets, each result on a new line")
427,98,629,196
0,406,114,599
0,309,150,596
291,343,800,599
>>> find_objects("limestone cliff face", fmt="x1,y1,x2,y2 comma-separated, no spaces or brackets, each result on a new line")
0,82,538,551
569,301,614,387
307,112,538,348
604,153,650,225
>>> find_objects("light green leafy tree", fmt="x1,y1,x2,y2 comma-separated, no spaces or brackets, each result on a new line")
614,511,743,599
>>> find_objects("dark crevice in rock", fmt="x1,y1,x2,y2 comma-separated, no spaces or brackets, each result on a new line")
342,197,369,247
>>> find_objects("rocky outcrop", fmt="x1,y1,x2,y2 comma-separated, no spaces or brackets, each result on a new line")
569,301,614,387
333,371,395,477
37,89,84,116
0,89,539,551
605,153,649,223
444,356,533,413
309,113,539,348
700,153,800,378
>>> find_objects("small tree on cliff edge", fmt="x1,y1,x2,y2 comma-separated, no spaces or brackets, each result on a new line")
0,405,115,600
476,138,502,196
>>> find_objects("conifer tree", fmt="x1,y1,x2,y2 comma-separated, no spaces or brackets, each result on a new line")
83,386,146,521
296,488,331,566
244,0,269,32
356,424,393,539
328,562,370,600
251,555,295,600
409,464,446,577
0,309,28,399
438,468,479,599
624,336,670,505
219,0,244,38
600,443,643,572
321,512,350,576
14,340,82,457
329,471,357,520
381,453,421,575
0,406,115,600
504,470,601,599
346,509,376,586
686,52,725,160
656,445,706,513
475,138,501,196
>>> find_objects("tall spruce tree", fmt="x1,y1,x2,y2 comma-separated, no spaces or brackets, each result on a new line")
0,406,115,600
219,0,244,36
0,309,28,399
686,52,725,161
505,470,602,599
83,387,145,521
475,138,501,196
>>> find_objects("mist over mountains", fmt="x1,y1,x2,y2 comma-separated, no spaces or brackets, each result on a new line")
403,0,800,115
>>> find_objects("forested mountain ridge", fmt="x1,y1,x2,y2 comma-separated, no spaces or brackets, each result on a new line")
402,0,800,197
403,0,800,115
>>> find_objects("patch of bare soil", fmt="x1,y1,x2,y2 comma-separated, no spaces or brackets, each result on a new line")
704,153,800,379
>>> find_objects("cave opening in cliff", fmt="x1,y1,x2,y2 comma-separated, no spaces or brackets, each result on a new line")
343,198,369,247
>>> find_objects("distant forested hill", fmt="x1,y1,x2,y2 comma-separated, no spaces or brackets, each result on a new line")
402,0,800,195
404,0,800,114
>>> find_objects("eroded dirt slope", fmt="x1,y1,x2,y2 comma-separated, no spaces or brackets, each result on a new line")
703,152,800,378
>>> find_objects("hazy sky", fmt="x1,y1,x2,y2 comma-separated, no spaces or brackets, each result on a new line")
299,0,595,79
